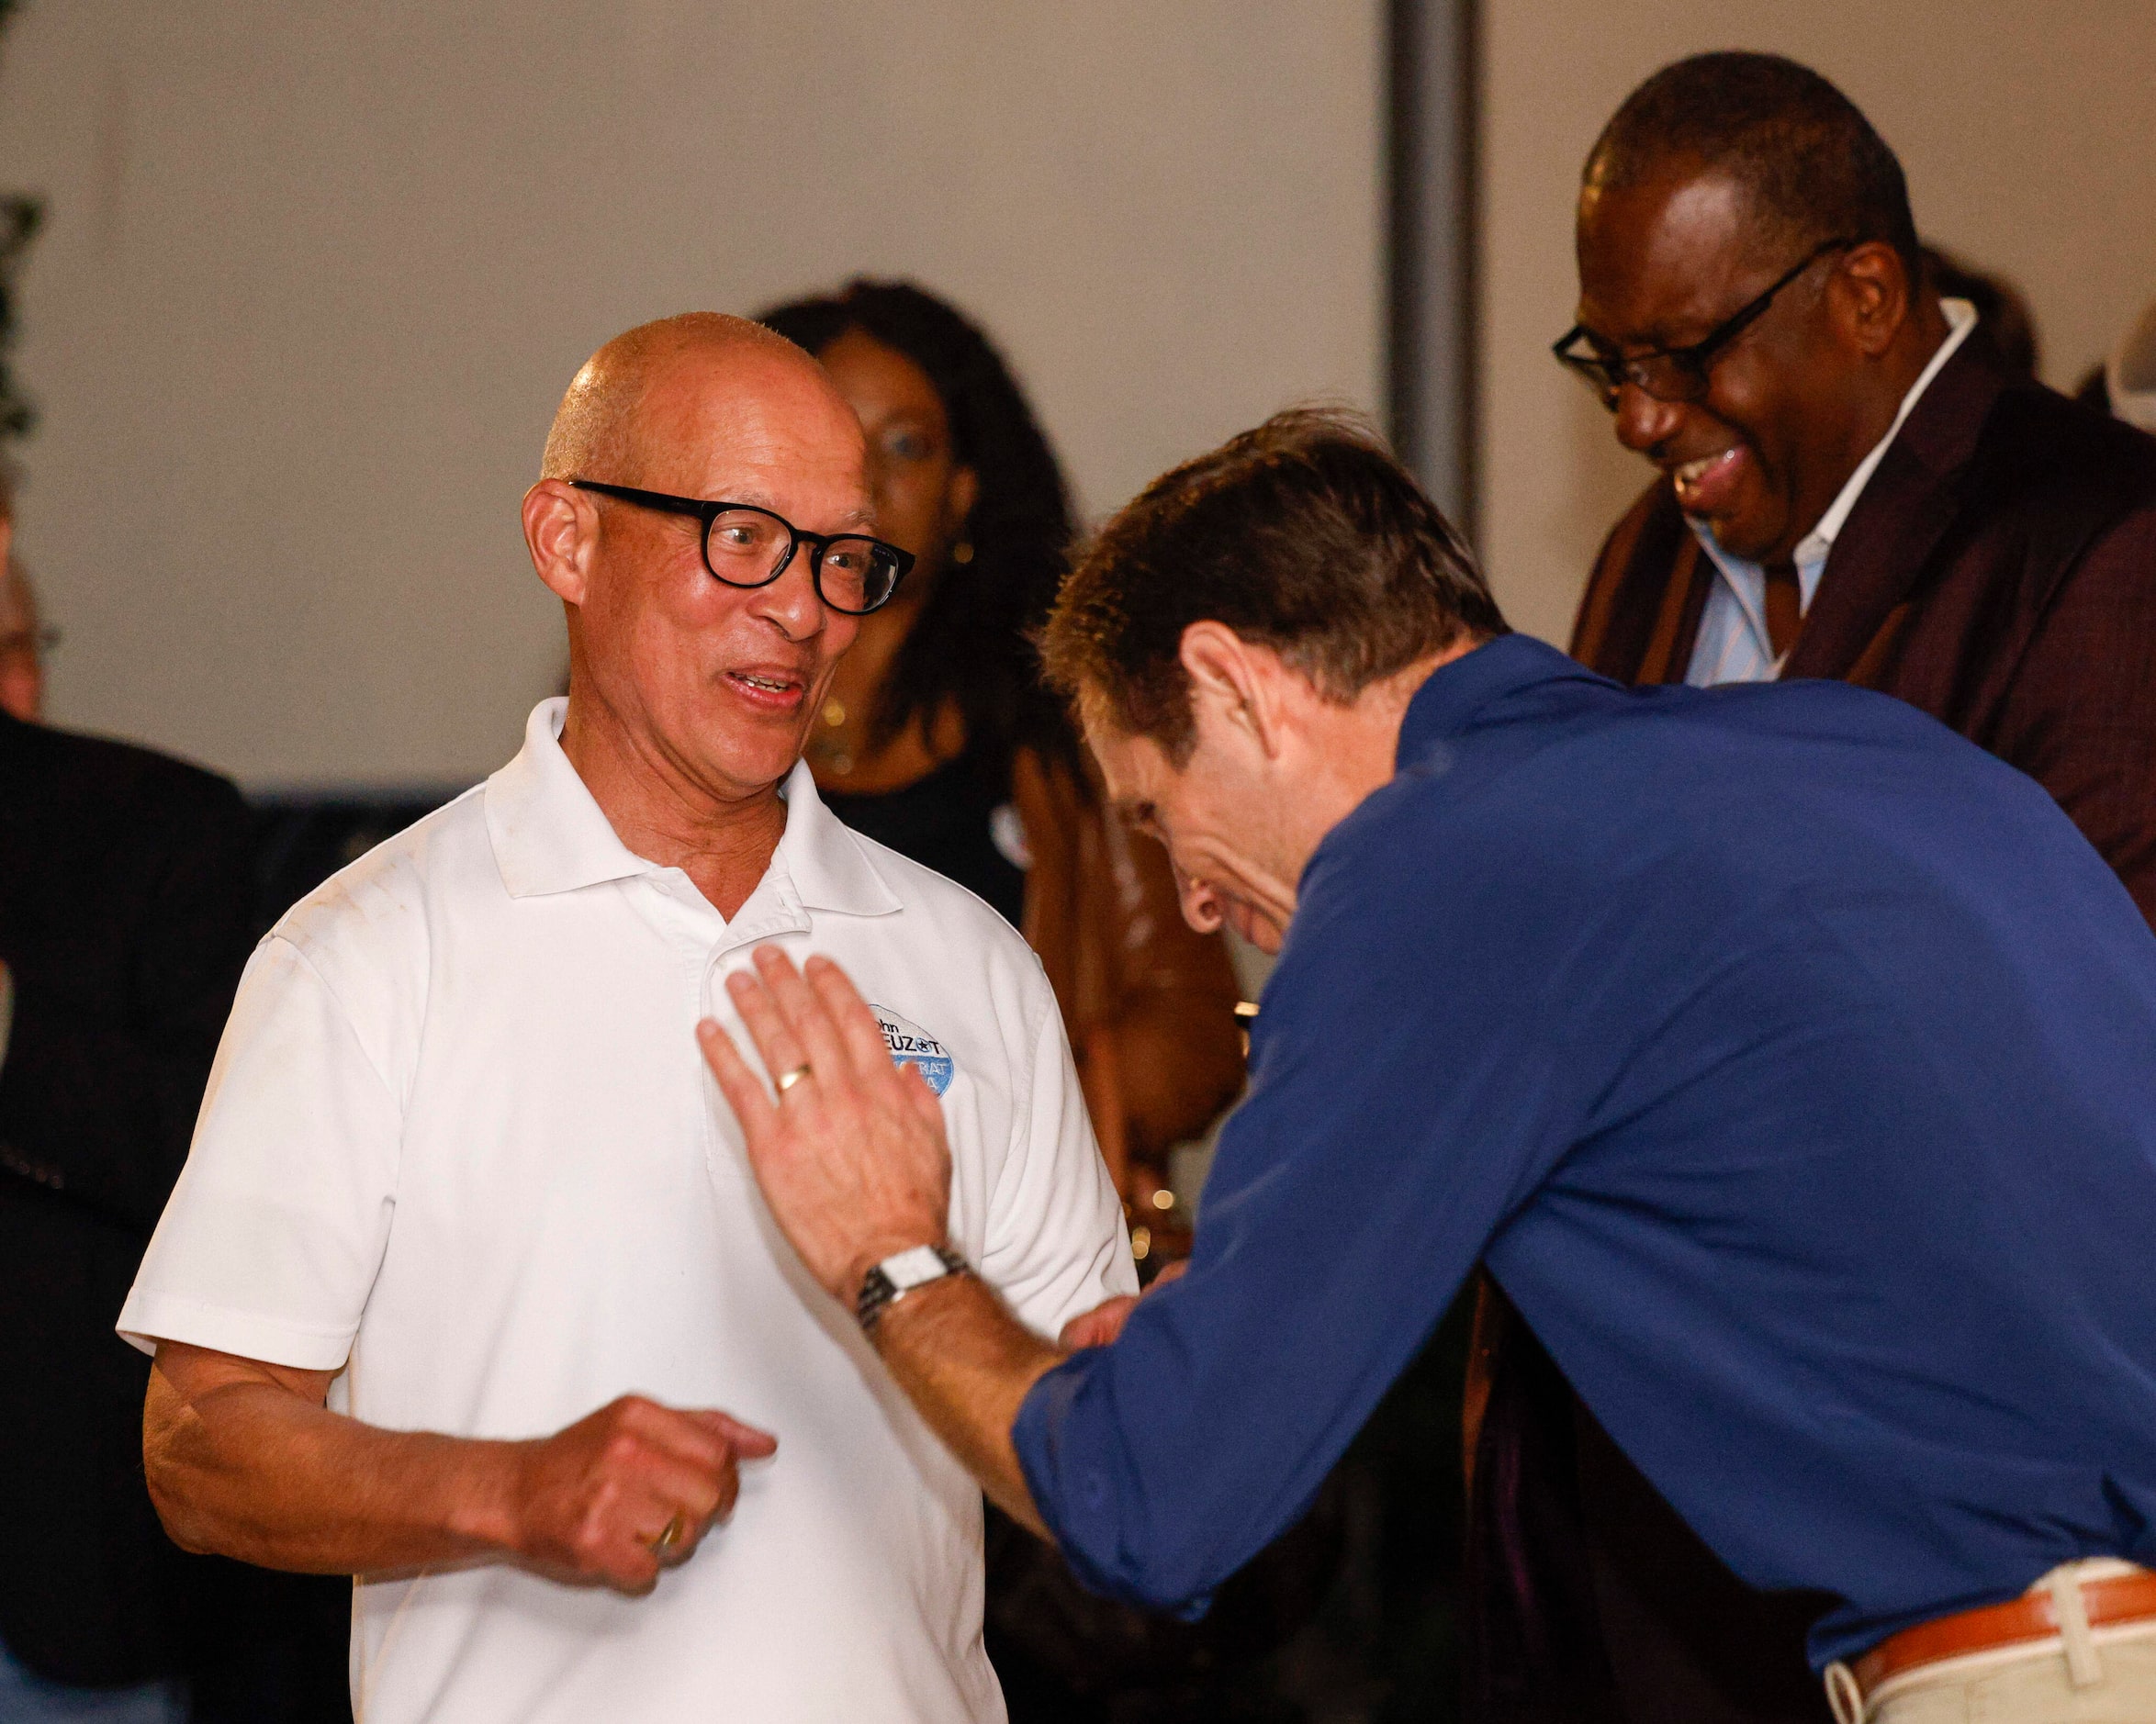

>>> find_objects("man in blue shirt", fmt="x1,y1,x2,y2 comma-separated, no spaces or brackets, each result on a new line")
702,409,2156,1722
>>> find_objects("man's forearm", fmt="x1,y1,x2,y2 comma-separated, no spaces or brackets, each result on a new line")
870,1273,1062,1539
145,1351,517,1574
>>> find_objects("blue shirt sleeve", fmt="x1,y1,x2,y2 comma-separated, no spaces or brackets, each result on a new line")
1011,789,1590,1611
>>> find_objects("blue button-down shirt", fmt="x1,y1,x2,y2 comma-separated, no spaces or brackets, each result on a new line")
1014,635,2156,1668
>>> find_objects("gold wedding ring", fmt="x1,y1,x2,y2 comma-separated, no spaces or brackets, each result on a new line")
775,1063,813,1094
650,1512,686,1551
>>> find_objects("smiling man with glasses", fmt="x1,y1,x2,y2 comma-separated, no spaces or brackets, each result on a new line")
118,312,1133,1723
1554,233,1857,415
1497,49,2156,1724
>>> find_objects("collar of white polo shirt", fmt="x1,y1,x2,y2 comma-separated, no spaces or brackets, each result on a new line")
484,697,902,919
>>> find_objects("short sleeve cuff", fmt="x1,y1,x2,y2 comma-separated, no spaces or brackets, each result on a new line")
117,1289,355,1371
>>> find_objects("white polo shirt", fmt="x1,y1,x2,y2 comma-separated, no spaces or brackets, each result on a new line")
119,700,1134,1724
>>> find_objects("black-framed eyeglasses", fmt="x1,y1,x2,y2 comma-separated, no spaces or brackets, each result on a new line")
1552,236,1858,409
567,480,915,615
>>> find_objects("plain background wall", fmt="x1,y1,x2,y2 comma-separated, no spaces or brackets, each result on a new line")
0,1,1384,788
1479,1,2156,646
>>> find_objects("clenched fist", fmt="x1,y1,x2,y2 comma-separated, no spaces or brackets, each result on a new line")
505,1395,777,1592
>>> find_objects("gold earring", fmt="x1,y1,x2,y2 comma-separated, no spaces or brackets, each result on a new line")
950,540,975,565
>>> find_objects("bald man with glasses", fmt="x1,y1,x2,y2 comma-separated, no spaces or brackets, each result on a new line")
121,313,1133,1723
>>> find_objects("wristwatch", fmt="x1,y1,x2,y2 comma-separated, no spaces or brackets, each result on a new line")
857,1243,970,1333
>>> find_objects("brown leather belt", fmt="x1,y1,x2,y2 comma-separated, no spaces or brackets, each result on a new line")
1853,1569,2156,1696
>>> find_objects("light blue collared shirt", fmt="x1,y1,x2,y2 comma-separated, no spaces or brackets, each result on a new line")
1685,298,1977,686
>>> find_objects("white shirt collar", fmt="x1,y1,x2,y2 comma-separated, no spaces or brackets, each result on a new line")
1688,296,1981,659
1791,296,1978,567
484,698,902,917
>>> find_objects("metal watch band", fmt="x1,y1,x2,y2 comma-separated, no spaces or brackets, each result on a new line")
856,1243,970,1333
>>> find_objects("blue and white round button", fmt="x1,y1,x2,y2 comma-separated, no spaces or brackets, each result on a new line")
870,1005,956,1096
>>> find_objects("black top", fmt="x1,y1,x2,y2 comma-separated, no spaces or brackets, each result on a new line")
819,748,1026,929
0,711,258,1684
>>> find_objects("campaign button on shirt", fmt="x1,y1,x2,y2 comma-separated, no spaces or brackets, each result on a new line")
874,1005,956,1095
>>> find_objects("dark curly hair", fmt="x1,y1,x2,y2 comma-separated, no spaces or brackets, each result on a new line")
758,279,1080,778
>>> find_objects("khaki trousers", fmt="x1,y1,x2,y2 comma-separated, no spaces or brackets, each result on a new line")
1825,1562,2156,1724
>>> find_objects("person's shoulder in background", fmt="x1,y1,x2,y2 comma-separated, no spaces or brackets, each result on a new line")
1982,366,2156,507
0,712,256,1001
0,709,249,843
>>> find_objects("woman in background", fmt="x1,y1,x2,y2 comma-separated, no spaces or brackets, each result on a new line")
761,281,1346,1723
762,276,1340,1722
758,279,1244,1221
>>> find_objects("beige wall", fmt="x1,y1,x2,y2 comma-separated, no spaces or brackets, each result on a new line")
0,2,1384,787
1479,1,2156,647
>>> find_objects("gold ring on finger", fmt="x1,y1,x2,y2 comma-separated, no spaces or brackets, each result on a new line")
650,1512,686,1551
775,1063,813,1094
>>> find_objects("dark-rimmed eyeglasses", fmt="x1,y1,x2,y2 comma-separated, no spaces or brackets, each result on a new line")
1552,236,1858,409
567,480,914,615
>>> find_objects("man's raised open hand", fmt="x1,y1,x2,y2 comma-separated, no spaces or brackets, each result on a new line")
701,945,1095,1542
698,946,954,1305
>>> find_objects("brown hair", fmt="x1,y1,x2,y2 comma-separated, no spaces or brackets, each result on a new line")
1040,409,1504,761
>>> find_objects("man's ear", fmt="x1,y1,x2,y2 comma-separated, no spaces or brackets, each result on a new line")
522,479,599,606
1179,621,1290,758
1832,241,1913,359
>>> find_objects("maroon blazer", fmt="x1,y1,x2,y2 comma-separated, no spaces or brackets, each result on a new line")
1574,339,2156,924
1465,344,2156,1724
